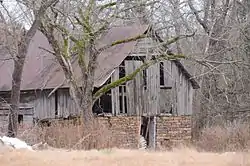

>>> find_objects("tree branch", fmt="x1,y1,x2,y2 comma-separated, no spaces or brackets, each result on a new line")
188,0,209,34
160,31,196,48
38,46,55,55
97,34,146,53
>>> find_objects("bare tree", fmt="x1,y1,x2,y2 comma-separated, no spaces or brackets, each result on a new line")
36,0,192,126
0,0,57,137
139,0,250,137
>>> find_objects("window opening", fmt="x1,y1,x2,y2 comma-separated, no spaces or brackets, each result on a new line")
18,114,23,124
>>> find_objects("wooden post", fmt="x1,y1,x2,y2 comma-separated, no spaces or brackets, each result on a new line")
111,68,120,115
172,63,178,115
148,116,156,150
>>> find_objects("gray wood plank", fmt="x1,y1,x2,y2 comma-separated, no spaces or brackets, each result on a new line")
171,63,178,115
125,60,143,115
148,116,156,150
111,68,120,115
187,82,193,115
146,63,160,115
163,60,173,87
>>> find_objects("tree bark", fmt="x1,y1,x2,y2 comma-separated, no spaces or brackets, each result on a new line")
8,55,25,137
8,29,33,137
7,0,57,137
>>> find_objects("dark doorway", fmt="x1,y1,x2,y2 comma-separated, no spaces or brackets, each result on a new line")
140,116,149,146
18,114,23,124
140,116,156,149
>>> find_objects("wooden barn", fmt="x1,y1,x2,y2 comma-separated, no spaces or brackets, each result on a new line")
0,24,199,140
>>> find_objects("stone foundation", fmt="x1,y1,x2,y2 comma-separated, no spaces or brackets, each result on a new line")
98,115,191,149
156,116,191,149
97,116,140,149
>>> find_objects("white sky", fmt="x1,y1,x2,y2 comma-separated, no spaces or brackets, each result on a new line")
1,0,32,29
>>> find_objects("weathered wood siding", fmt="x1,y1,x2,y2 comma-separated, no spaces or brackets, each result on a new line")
146,63,160,116
187,82,193,115
159,60,174,114
159,89,173,113
108,36,195,116
163,60,173,87
0,115,8,127
0,91,35,126
125,60,144,116
34,90,55,119
173,63,193,115
171,62,178,115
57,88,78,117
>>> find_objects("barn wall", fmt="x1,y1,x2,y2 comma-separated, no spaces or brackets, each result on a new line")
57,88,78,118
34,90,56,119
109,36,195,116
172,62,193,116
0,91,36,128
125,60,144,115
159,89,173,113
146,63,160,116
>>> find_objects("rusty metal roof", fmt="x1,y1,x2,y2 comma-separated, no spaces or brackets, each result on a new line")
0,23,199,91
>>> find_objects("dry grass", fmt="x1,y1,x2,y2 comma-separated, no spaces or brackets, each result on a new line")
1,119,250,165
0,147,250,166
17,119,120,150
195,122,250,152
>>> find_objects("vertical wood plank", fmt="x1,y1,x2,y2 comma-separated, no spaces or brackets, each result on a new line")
48,93,55,118
57,88,79,118
163,60,173,87
126,61,135,115
34,90,56,120
171,63,178,115
147,63,160,115
111,68,120,115
148,116,156,150
122,86,126,113
125,60,143,116
185,79,189,115
177,72,185,115
187,82,193,115
182,78,187,115
134,61,143,116
34,91,41,119
125,61,135,115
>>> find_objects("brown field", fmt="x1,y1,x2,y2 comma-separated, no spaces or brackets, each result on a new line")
0,148,249,166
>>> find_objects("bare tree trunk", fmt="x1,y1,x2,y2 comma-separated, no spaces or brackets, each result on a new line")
8,31,38,137
7,0,58,137
8,29,35,137
8,56,25,137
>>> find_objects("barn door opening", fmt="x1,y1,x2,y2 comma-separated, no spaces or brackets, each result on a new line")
140,116,149,147
140,116,157,149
